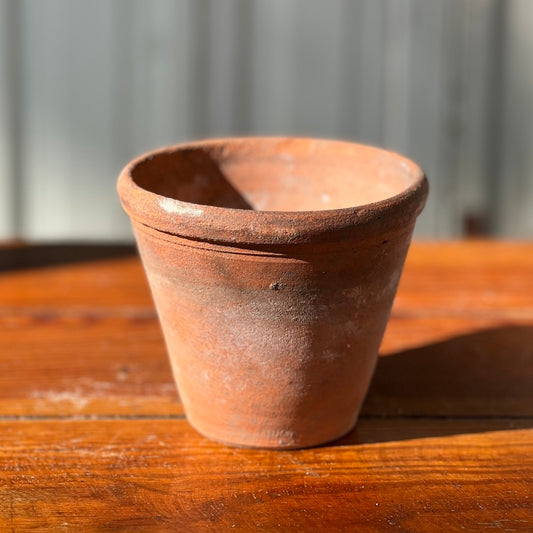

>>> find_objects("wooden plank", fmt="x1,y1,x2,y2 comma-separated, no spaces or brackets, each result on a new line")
393,241,533,314
0,313,530,418
1,242,531,314
381,314,530,354
0,420,531,531
368,322,533,417
0,251,153,311
0,243,531,416
1,242,531,528
0,316,179,416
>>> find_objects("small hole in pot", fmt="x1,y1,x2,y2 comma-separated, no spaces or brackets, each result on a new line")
269,282,282,290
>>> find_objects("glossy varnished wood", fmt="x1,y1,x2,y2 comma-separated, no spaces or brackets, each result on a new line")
0,242,532,531
1,420,531,532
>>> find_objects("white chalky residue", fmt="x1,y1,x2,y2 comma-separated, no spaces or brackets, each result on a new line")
321,193,331,204
159,197,204,217
278,152,294,163
29,388,89,410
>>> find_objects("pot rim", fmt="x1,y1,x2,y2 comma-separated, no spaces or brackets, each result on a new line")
117,136,428,246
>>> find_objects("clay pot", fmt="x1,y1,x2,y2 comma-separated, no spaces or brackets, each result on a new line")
118,137,428,449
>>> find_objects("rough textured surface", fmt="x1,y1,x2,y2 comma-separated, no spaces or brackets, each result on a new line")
118,138,428,447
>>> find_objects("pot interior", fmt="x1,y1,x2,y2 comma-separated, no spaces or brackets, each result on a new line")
131,139,422,212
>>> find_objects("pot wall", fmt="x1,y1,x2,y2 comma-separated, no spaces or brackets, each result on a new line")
133,222,415,448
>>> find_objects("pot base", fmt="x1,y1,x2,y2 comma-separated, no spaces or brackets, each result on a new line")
186,415,360,450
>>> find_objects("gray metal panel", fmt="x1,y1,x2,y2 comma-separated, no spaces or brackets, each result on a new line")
0,0,20,239
499,0,533,237
0,0,529,240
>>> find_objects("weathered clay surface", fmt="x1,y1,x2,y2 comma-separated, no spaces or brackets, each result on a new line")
118,137,428,448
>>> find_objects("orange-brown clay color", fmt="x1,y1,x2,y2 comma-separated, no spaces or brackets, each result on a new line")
118,137,428,448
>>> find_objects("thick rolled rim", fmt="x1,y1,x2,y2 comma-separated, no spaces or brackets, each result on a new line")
117,137,429,246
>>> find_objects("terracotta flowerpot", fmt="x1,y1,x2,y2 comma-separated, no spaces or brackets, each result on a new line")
118,137,428,449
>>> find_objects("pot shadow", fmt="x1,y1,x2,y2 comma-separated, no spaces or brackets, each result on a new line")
331,325,533,446
0,243,137,272
131,149,254,210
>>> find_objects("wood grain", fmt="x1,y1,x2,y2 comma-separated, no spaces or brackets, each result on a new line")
0,245,152,311
1,242,532,531
393,241,533,314
0,420,531,532
367,324,533,417
0,242,531,417
0,315,531,418
1,241,532,314
0,315,179,416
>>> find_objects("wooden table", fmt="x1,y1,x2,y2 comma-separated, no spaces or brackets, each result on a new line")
1,241,532,531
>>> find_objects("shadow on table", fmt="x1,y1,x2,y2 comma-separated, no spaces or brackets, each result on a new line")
0,243,137,272
333,325,533,446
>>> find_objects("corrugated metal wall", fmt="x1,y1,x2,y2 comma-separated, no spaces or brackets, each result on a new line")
0,0,531,241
